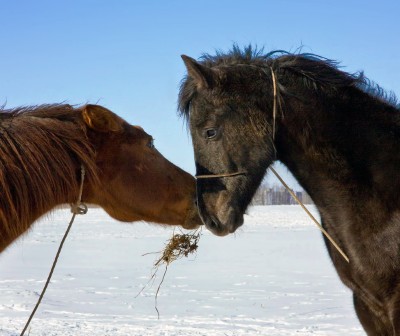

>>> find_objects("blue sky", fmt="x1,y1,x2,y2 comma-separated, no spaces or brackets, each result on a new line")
1,0,399,188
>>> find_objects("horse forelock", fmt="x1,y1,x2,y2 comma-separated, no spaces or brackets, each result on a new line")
0,104,99,240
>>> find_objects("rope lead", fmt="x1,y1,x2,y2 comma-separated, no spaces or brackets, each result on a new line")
20,166,87,335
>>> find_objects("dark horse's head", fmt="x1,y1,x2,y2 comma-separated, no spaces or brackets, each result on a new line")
179,48,276,236
179,46,367,236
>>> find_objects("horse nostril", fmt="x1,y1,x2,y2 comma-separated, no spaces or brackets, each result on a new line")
208,217,220,231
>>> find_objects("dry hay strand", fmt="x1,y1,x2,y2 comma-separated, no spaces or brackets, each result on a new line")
155,229,201,266
136,228,202,318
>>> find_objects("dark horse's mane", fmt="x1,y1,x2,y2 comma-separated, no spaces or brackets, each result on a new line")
178,45,399,119
0,104,98,239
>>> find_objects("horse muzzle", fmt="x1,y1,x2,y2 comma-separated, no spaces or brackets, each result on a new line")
200,207,244,236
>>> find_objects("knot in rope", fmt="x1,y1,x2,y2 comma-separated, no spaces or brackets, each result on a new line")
71,203,88,215
70,165,87,214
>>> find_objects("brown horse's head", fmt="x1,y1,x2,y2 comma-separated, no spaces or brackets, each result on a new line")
0,103,201,253
81,104,200,230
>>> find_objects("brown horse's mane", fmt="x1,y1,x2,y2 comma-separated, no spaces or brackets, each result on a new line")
0,104,98,241
178,45,399,119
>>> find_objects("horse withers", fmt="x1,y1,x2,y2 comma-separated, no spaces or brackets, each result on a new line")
180,45,400,335
0,104,201,253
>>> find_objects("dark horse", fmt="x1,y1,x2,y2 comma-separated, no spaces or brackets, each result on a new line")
179,46,400,335
0,103,201,253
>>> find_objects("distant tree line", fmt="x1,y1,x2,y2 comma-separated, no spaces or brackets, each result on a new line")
251,184,313,205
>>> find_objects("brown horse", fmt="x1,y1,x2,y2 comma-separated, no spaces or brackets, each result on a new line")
0,103,201,253
179,45,400,335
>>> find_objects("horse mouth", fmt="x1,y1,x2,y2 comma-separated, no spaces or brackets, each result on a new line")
207,216,231,236
182,203,203,230
202,211,244,236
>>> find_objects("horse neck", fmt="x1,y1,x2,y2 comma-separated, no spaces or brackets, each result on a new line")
275,88,400,216
0,176,80,253
0,112,94,253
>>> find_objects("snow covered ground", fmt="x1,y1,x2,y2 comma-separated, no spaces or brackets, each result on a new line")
0,205,363,335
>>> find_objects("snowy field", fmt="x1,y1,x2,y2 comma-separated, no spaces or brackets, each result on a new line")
0,205,363,335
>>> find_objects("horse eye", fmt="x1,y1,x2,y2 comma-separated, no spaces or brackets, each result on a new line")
147,138,155,149
205,128,218,139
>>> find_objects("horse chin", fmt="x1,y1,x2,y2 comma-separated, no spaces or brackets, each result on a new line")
181,206,202,230
201,207,244,236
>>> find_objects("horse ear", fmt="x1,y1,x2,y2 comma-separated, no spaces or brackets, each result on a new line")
82,104,123,133
181,55,216,90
